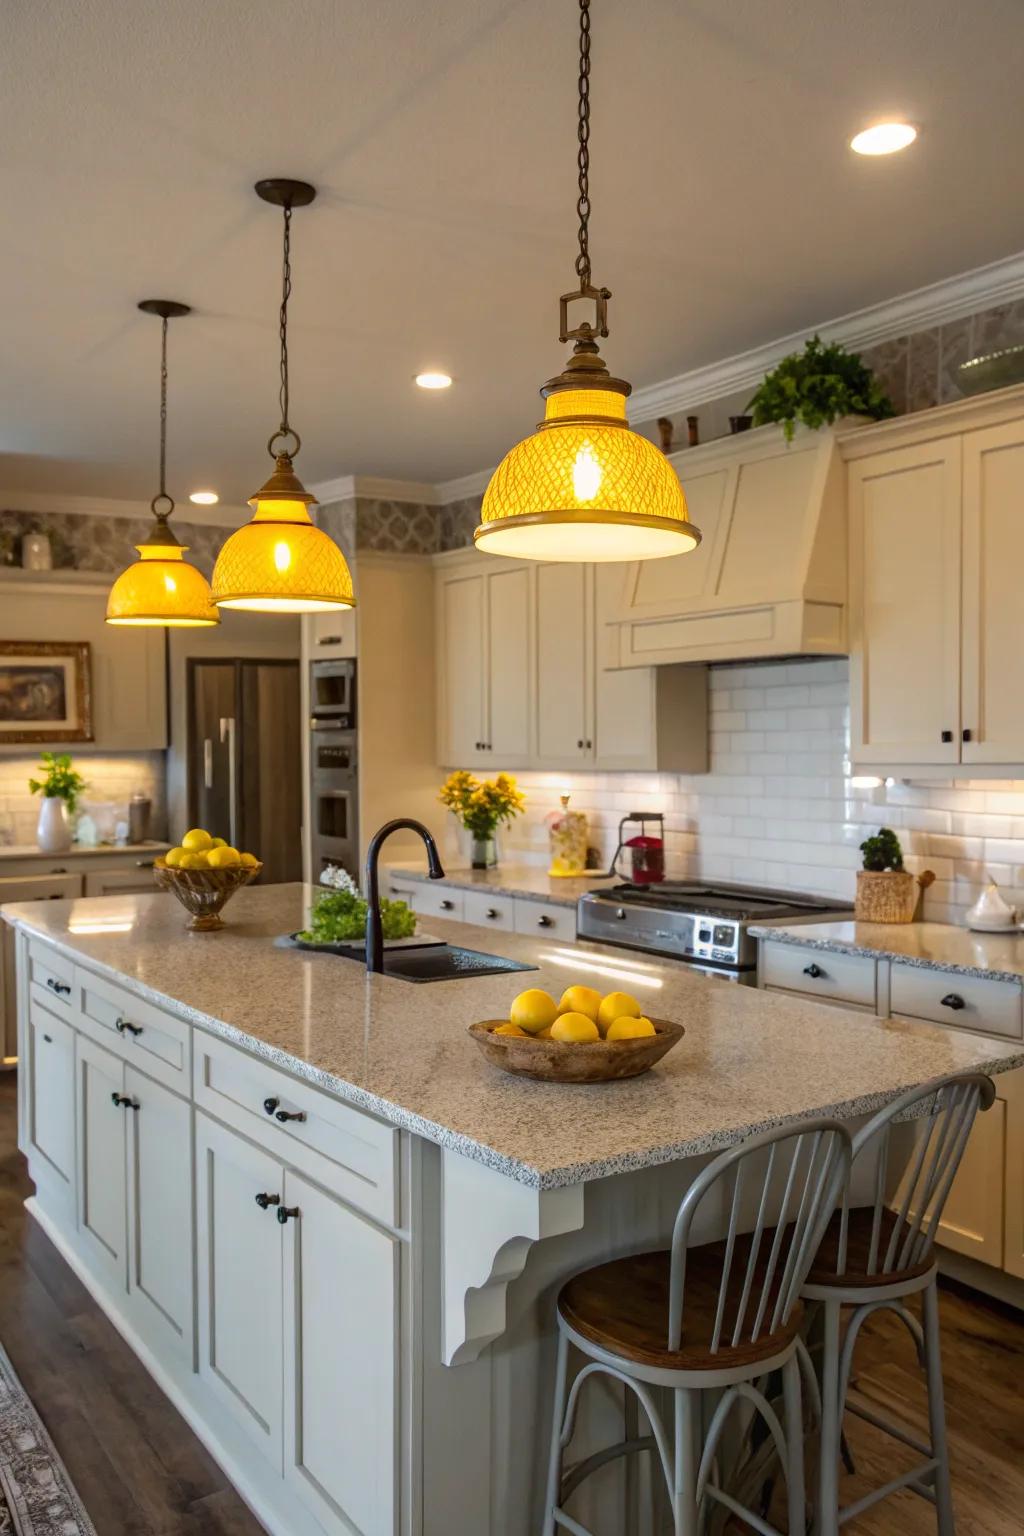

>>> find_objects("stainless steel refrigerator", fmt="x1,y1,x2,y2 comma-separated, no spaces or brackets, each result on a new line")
186,658,302,884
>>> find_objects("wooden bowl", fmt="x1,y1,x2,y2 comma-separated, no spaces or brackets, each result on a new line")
468,1018,684,1083
153,861,262,931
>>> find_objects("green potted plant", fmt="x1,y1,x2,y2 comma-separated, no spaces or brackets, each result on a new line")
28,752,87,854
747,335,895,442
856,827,920,923
439,770,526,869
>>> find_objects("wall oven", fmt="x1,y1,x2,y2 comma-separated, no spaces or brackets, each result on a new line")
309,727,359,879
310,658,357,730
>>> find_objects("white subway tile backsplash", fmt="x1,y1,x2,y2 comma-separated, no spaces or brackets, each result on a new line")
484,659,1024,920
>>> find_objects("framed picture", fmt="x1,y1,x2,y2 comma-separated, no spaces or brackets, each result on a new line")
0,642,93,744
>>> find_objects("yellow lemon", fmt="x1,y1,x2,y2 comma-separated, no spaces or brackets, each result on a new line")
510,989,559,1035
551,1012,600,1043
598,991,642,1036
606,1015,657,1041
164,846,186,868
210,836,227,848
558,985,602,1024
207,845,241,869
494,1022,528,1037
536,1025,554,1039
239,851,259,868
176,852,203,870
182,828,213,852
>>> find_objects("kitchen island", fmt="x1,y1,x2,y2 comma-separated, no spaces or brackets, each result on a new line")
5,883,1023,1536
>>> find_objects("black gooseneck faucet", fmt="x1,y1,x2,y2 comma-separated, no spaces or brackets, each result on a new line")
365,819,445,974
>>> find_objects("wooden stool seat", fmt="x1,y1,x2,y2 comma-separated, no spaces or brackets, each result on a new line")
804,1206,935,1290
558,1240,804,1373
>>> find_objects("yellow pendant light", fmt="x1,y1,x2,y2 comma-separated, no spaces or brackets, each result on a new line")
476,0,700,564
106,301,219,626
212,180,355,613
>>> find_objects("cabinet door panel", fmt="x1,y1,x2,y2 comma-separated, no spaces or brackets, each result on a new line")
126,1067,193,1363
1001,1068,1024,1280
961,423,1024,763
486,566,531,763
592,562,656,769
283,1171,398,1536
535,563,589,764
196,1114,284,1470
849,441,962,764
28,1004,75,1198
934,1095,1006,1265
439,575,487,766
75,1032,127,1290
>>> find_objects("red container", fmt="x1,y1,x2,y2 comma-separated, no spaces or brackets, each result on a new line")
625,834,665,884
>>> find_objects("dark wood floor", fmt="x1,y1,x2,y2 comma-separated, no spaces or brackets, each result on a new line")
2,1068,1022,1534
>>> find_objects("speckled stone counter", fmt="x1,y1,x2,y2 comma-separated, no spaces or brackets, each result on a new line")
386,860,614,907
751,919,1024,985
5,885,1022,1189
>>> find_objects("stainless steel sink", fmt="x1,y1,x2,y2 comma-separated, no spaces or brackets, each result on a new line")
381,944,537,983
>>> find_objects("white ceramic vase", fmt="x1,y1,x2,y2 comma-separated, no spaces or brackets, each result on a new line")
36,795,72,854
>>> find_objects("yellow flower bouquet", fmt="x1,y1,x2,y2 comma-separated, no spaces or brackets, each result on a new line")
439,770,526,869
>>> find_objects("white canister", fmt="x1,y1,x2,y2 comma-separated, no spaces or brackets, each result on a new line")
21,532,52,571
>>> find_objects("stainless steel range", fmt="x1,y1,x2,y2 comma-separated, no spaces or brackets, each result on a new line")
577,881,852,982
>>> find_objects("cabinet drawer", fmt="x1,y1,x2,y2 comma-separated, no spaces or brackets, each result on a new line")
514,898,575,942
28,938,75,1010
410,883,464,923
77,968,191,1091
890,964,1023,1039
194,1033,398,1228
463,889,516,932
760,942,877,1009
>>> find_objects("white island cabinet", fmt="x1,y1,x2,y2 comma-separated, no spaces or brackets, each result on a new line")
6,885,1024,1536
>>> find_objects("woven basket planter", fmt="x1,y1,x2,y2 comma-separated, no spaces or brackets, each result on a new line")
855,869,918,924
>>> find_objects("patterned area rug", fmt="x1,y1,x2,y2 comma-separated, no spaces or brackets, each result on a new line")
0,1342,96,1535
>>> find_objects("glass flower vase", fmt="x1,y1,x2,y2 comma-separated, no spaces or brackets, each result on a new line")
470,834,498,870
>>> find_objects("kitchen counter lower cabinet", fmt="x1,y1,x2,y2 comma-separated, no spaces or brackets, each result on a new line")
16,932,405,1536
759,935,1024,1302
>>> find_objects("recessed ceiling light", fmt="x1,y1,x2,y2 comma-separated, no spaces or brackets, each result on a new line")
415,372,453,390
189,490,219,505
850,122,917,156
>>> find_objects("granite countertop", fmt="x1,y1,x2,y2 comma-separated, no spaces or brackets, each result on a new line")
751,919,1024,985
0,841,172,862
4,884,1021,1190
386,860,616,908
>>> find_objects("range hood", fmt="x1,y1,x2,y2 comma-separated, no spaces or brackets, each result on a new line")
606,421,849,667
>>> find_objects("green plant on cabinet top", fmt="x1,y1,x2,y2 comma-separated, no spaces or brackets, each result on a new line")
747,334,895,441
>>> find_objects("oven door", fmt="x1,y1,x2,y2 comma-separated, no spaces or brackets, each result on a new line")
311,731,358,782
310,660,356,728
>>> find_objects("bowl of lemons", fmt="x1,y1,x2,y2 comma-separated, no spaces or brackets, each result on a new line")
154,828,262,931
469,985,684,1083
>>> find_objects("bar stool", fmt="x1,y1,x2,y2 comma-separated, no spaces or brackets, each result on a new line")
542,1118,852,1536
801,1070,996,1536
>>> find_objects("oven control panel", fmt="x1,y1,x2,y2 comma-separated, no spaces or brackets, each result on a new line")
691,917,739,966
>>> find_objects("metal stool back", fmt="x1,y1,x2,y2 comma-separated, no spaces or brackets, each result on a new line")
545,1119,852,1536
802,1070,997,1536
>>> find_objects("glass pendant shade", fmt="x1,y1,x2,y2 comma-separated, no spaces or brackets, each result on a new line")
476,383,700,562
211,462,355,613
107,538,219,626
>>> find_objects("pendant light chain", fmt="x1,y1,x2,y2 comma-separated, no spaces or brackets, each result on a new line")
575,0,592,288
153,314,173,520
275,200,297,457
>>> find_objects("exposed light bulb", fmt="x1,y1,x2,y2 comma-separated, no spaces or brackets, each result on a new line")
273,541,292,573
572,444,603,501
163,573,177,594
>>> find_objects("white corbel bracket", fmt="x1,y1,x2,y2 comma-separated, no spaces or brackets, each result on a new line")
441,1148,584,1367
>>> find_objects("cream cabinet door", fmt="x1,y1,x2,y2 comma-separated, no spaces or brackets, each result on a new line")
934,1091,1007,1266
592,562,657,770
283,1170,398,1536
196,1113,284,1470
534,563,591,765
849,439,962,764
84,865,164,897
1000,1068,1024,1280
306,608,357,659
438,572,488,766
27,1003,76,1207
961,421,1024,763
75,1031,128,1292
125,1066,193,1365
485,565,532,765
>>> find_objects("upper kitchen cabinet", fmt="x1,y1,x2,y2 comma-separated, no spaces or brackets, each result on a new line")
435,552,707,774
606,423,848,666
0,574,167,752
303,607,357,659
844,385,1024,772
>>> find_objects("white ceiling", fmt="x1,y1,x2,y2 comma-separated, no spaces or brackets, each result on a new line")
3,0,1023,505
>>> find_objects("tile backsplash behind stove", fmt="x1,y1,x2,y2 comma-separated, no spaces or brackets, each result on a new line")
467,658,1024,927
